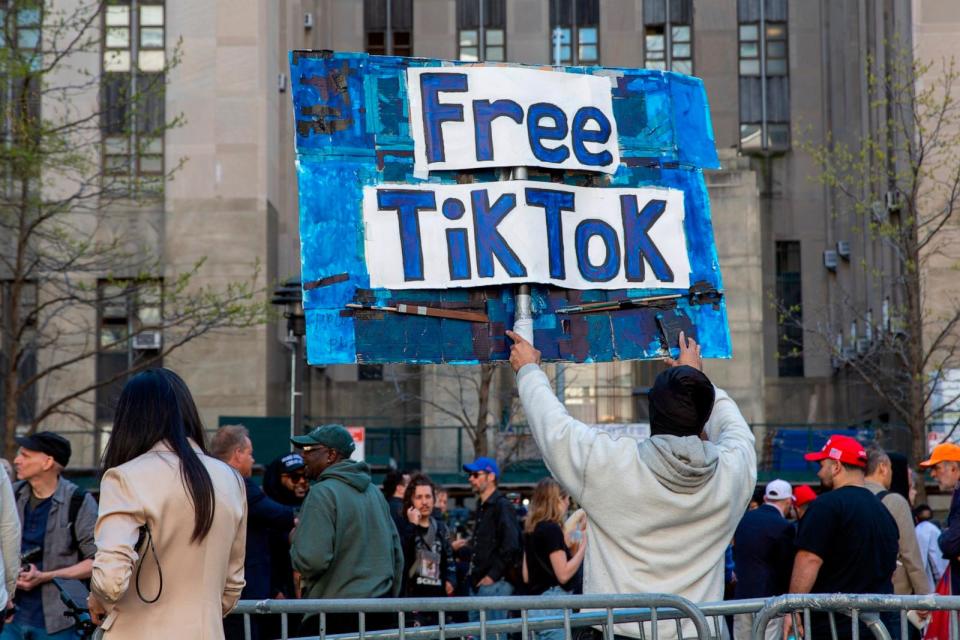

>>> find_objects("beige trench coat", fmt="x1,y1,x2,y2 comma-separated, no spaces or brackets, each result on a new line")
91,440,247,639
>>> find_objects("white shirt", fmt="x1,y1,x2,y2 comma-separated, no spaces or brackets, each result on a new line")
916,519,949,588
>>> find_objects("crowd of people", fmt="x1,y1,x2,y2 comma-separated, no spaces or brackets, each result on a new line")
0,332,956,640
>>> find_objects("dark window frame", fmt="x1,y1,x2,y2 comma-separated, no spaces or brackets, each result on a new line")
364,0,413,57
775,241,804,377
548,0,600,66
643,0,693,75
456,0,506,62
1,3,44,185
100,0,166,190
95,279,163,424
0,280,38,425
737,0,790,153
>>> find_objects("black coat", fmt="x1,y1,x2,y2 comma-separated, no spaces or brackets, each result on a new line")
468,490,521,587
940,489,960,594
732,504,796,598
242,478,297,599
399,516,457,597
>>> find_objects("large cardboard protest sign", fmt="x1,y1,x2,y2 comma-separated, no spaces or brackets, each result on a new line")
289,51,728,365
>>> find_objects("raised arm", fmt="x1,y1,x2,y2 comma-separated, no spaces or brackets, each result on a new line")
508,329,754,503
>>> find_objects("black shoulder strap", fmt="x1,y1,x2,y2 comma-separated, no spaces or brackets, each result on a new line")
67,488,87,550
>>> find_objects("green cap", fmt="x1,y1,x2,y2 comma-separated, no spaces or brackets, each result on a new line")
290,424,356,457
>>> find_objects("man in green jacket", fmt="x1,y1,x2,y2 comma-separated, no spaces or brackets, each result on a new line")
290,424,403,636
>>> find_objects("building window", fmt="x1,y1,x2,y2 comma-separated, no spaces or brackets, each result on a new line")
560,362,634,424
643,0,693,75
738,0,790,151
776,241,804,377
96,280,163,422
101,1,166,192
457,0,505,62
364,0,412,57
0,281,37,425
358,364,384,381
549,0,599,66
0,2,43,184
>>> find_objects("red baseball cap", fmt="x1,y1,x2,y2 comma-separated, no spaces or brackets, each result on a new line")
803,435,867,467
793,484,817,507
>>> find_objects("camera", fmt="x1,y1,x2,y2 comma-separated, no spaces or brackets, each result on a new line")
19,547,41,572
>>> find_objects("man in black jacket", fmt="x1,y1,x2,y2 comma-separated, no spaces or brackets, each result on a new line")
732,479,796,640
212,425,296,640
382,469,409,533
463,457,521,639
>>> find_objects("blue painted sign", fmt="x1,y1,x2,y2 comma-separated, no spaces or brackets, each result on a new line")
290,51,729,365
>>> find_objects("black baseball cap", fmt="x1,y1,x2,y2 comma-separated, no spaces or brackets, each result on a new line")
15,431,71,467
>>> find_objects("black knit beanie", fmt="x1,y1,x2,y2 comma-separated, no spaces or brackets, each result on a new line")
648,366,716,437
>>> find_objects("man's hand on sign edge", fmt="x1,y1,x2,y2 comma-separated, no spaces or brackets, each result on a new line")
506,330,541,373
664,330,703,371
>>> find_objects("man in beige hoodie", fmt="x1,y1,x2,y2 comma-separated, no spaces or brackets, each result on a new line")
864,445,932,596
508,330,756,639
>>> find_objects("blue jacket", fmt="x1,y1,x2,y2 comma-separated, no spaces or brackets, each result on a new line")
939,489,960,593
732,503,796,598
242,478,296,599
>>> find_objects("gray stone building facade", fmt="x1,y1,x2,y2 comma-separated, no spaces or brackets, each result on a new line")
282,0,914,463
6,0,933,471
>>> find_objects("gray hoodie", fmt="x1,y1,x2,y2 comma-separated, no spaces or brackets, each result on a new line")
517,364,756,640
638,434,720,494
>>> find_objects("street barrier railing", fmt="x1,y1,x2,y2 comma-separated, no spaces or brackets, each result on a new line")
750,594,960,640
231,593,715,640
232,593,960,640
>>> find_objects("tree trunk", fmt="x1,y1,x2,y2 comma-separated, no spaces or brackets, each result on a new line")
2,379,17,462
471,363,496,458
904,205,927,503
912,414,929,504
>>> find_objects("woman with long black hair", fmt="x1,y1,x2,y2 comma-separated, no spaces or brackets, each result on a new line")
87,368,247,639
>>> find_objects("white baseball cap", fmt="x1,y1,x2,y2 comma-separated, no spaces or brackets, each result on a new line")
764,479,793,501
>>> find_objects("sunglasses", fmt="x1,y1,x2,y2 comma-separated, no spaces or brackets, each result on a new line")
301,444,330,455
468,471,488,478
285,472,306,482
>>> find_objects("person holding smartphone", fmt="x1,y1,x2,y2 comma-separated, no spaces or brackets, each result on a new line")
522,478,586,640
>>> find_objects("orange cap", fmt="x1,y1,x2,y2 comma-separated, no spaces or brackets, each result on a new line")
919,442,960,468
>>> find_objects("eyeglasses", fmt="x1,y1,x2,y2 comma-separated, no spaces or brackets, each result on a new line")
301,444,330,455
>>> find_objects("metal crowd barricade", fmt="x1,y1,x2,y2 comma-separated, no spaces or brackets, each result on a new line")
751,594,960,640
231,593,715,640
